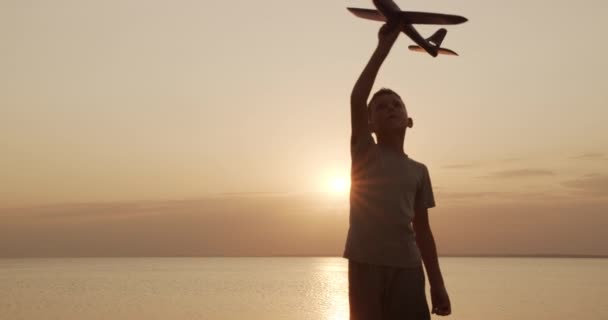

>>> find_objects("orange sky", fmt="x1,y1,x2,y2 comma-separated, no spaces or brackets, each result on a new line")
1,0,607,256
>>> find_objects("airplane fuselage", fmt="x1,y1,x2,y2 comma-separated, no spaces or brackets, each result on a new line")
373,0,439,56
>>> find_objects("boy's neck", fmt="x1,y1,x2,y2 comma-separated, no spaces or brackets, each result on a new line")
376,131,405,154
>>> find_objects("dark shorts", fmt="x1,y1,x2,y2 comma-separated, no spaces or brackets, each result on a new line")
348,260,430,320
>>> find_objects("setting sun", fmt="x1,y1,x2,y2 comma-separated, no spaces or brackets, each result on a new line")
327,176,350,195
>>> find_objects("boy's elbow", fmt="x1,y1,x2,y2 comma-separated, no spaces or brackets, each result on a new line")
413,220,432,236
414,225,433,250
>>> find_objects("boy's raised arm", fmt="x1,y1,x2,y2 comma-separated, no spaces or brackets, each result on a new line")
351,22,402,137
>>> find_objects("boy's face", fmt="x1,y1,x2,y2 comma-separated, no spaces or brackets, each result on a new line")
369,93,412,134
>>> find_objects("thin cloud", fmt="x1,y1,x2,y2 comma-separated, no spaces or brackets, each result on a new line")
441,163,478,169
218,191,292,197
437,190,572,203
562,174,608,196
442,158,523,170
482,169,556,179
498,157,522,163
571,153,605,160
438,191,509,200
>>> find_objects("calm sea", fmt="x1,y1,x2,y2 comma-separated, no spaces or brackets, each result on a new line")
1,257,606,320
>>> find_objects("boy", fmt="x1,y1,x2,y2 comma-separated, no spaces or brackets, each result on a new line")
343,21,451,319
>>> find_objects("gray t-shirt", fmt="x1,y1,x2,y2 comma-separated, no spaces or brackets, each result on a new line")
343,133,435,268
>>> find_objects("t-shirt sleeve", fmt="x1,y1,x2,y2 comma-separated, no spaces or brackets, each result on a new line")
415,165,436,210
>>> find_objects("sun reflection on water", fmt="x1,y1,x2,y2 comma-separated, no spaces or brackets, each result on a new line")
312,258,350,320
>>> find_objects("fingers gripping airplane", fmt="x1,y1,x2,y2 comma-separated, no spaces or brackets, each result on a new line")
347,0,468,57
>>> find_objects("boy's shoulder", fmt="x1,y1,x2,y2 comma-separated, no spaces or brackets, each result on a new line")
404,155,429,171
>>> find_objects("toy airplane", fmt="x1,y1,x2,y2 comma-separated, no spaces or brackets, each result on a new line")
347,0,467,57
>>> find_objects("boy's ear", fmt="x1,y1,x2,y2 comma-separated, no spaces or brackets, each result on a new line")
407,117,413,128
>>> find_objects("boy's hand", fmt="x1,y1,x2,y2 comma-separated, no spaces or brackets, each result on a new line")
431,284,451,316
377,20,403,49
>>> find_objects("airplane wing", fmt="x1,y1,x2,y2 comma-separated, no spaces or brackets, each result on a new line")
400,11,467,25
347,8,386,22
409,45,458,56
347,8,467,25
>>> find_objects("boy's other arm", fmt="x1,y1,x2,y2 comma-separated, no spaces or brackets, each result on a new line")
351,22,402,138
414,208,452,316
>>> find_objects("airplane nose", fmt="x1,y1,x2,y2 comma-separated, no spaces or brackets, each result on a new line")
373,0,401,14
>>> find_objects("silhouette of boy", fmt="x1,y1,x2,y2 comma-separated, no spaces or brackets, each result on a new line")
343,21,451,319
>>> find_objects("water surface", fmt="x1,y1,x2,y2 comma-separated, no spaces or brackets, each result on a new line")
1,257,606,319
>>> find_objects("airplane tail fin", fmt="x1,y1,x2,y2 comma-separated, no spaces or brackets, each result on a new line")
409,28,459,56
427,28,447,47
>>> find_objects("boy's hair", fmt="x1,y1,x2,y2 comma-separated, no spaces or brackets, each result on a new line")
368,88,404,117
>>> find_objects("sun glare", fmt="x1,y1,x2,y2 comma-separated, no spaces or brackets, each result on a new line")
327,176,350,195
